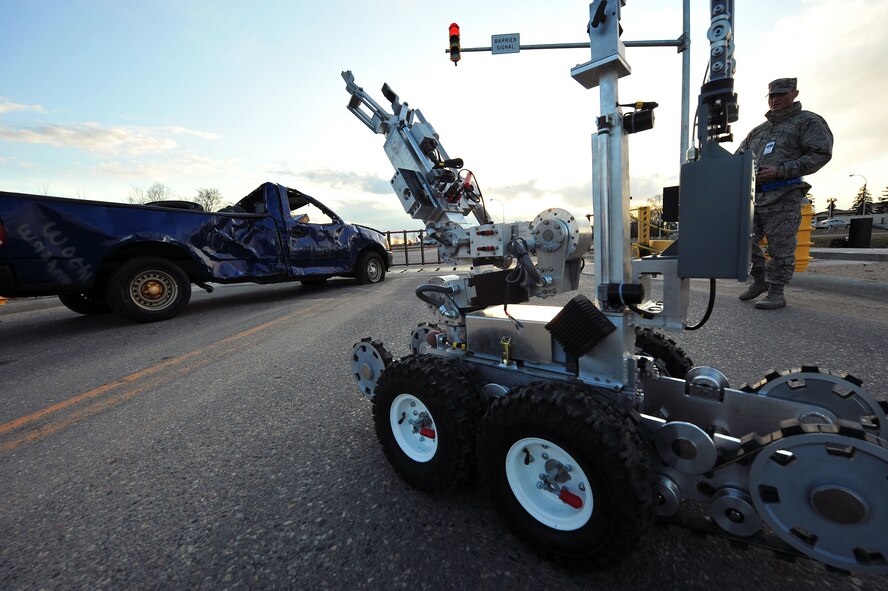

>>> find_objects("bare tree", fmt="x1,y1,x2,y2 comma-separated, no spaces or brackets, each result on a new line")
128,182,173,205
194,187,227,211
646,194,665,237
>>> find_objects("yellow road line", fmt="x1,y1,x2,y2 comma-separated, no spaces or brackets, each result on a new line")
0,350,202,436
0,307,316,452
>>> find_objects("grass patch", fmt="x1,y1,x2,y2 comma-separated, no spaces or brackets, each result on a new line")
810,232,888,248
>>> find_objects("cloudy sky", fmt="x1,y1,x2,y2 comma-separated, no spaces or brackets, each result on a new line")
1,0,886,230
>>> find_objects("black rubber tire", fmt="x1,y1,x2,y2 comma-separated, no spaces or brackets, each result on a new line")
373,354,482,492
58,289,112,315
355,251,385,284
106,257,191,323
477,381,653,568
635,327,693,378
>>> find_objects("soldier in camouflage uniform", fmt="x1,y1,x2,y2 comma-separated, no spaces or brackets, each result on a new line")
736,78,833,309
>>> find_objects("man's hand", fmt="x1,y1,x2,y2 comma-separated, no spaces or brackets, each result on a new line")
756,165,779,181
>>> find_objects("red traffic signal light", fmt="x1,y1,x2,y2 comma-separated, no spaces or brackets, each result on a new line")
449,23,460,66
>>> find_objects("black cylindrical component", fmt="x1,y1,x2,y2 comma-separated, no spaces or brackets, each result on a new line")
623,109,655,134
605,283,645,306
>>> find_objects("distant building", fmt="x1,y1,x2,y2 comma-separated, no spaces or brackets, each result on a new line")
811,208,887,228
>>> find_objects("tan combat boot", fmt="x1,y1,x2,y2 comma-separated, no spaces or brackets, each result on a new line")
755,284,786,310
738,274,768,301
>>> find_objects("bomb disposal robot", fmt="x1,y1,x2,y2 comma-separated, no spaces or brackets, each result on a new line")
345,0,888,575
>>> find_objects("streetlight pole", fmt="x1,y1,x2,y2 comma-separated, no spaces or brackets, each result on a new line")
849,173,868,215
826,197,836,222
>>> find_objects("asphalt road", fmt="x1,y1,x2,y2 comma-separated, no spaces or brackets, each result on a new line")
1,272,886,590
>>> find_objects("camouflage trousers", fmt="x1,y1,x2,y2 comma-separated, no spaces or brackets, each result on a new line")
750,194,803,285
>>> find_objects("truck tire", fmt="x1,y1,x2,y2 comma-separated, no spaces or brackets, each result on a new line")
106,257,191,323
373,354,481,492
634,327,693,378
355,251,385,284
58,289,112,315
477,381,653,568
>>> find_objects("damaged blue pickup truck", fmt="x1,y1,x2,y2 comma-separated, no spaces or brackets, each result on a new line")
0,182,392,322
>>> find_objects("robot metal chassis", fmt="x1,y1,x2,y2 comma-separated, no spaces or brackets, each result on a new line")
346,0,888,576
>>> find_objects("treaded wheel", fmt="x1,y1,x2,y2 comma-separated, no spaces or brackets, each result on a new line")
355,252,385,284
477,381,653,567
106,257,191,322
58,289,111,315
373,354,481,492
635,327,693,378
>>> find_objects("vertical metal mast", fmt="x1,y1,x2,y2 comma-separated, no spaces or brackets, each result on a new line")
680,0,691,163
570,0,634,386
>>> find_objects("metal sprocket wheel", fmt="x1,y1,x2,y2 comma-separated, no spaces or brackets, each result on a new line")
410,323,439,355
351,338,393,398
747,367,888,439
748,426,888,575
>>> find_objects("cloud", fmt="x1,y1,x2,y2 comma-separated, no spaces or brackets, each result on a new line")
264,163,391,194
0,99,45,114
93,152,243,180
475,179,586,222
0,122,220,155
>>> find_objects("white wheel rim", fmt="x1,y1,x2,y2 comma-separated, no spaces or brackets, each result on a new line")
505,437,594,531
390,393,437,462
366,258,381,282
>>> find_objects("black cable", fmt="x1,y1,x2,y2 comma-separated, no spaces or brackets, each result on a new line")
627,302,655,320
685,278,716,331
690,61,710,154
509,239,545,287
415,284,455,308
460,169,491,223
502,263,525,330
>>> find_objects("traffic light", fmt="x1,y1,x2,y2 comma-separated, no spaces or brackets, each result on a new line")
449,23,460,66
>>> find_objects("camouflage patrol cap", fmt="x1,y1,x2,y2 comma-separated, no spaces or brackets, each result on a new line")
768,78,797,95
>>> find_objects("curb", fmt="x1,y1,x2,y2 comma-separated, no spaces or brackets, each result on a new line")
810,248,888,263
789,273,888,299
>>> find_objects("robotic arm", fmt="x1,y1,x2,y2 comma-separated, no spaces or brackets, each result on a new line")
342,71,592,318
342,71,492,228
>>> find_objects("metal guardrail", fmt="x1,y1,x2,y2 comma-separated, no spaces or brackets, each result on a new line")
384,230,444,267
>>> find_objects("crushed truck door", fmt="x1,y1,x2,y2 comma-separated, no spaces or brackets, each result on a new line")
283,189,350,275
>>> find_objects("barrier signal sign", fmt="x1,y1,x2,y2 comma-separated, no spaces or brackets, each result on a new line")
492,34,520,55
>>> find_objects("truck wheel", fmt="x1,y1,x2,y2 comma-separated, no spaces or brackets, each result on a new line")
106,257,191,322
635,327,693,378
355,252,385,284
477,382,653,568
373,354,481,492
58,289,111,315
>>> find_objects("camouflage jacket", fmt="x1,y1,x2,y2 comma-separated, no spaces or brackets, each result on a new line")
737,102,833,206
